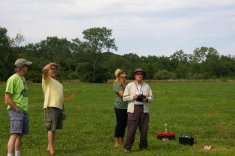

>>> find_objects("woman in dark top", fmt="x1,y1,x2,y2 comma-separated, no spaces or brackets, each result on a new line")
113,69,128,146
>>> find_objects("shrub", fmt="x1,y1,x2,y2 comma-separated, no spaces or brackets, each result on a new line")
187,73,204,79
153,70,176,80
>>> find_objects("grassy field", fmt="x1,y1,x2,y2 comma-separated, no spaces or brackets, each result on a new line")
0,82,235,156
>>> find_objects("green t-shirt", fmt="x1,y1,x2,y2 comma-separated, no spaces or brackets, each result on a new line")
114,82,128,109
5,74,28,113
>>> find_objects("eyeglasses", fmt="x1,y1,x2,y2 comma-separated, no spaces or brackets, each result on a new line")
24,65,29,68
135,73,143,75
50,68,57,71
119,71,126,75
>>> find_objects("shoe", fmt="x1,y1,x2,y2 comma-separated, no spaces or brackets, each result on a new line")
124,149,132,153
140,148,147,151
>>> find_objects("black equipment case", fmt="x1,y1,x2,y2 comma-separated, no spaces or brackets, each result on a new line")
179,134,197,146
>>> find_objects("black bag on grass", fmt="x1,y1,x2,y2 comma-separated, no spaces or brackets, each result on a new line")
179,134,197,146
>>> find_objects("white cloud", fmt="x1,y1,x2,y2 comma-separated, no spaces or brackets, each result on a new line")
0,0,235,56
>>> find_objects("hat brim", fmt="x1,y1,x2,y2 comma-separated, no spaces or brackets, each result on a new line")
132,71,146,79
118,70,125,76
25,61,32,66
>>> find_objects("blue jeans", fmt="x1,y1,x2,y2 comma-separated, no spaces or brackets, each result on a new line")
114,107,127,137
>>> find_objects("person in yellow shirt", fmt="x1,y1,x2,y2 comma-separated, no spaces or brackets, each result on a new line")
42,63,66,154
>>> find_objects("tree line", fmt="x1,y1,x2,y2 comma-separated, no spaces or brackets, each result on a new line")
1,26,235,83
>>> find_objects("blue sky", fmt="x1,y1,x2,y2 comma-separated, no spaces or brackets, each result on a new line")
1,0,235,57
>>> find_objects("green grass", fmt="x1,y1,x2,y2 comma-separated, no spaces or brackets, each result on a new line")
0,82,235,155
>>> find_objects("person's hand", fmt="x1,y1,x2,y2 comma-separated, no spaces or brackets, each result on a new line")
133,94,138,100
15,106,19,112
62,113,66,120
49,63,59,68
121,83,127,86
44,63,59,71
143,97,148,102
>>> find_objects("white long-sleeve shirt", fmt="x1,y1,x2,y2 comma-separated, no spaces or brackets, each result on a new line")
123,81,154,113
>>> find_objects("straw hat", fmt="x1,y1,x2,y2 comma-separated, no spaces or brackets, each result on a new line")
114,69,125,77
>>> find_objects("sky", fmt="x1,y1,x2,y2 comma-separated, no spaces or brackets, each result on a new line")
1,0,235,57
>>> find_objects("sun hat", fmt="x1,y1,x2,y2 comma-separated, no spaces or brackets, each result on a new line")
15,59,32,67
132,68,146,79
114,69,125,77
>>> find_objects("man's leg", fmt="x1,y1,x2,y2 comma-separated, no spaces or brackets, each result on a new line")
15,134,23,151
47,131,56,154
139,113,149,150
8,108,25,155
124,110,140,150
8,134,20,154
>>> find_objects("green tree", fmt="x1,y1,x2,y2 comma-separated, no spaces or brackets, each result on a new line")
0,27,18,81
193,47,208,63
206,47,219,60
74,27,118,83
123,53,141,66
170,50,188,62
175,63,189,79
11,32,27,55
220,55,235,77
190,62,201,74
24,36,73,81
158,56,173,71
102,53,131,79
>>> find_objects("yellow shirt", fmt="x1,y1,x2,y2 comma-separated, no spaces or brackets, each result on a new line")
42,76,64,109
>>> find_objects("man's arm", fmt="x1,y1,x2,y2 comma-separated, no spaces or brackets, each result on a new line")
5,93,19,111
123,83,138,102
43,63,58,80
143,85,154,103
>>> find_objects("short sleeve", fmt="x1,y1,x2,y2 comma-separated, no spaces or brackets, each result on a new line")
5,77,15,94
114,82,124,92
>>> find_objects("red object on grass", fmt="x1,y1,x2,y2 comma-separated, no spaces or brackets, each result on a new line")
156,132,175,140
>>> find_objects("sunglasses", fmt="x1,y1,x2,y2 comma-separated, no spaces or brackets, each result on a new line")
135,73,144,75
50,68,57,71
118,70,126,75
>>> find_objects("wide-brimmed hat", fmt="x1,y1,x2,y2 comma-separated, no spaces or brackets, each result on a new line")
132,68,146,79
15,59,32,67
114,69,125,77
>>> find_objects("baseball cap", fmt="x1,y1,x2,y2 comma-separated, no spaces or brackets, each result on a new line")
15,59,32,67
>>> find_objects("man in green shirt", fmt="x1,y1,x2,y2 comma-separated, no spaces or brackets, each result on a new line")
5,58,32,156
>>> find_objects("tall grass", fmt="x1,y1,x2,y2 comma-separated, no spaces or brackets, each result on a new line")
0,82,235,155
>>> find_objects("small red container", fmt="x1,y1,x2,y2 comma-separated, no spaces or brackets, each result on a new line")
156,132,175,140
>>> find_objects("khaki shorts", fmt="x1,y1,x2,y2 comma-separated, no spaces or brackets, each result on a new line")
8,108,29,135
44,107,63,131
